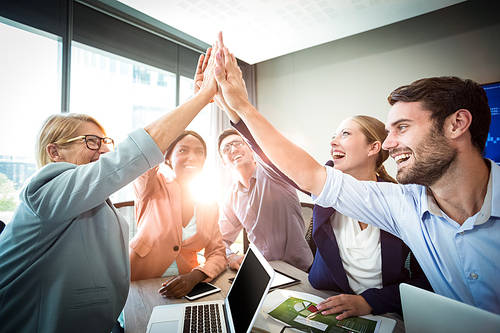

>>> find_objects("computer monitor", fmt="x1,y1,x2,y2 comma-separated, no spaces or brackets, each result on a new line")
483,81,500,165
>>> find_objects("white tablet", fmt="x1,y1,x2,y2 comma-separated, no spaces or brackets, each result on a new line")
184,282,221,301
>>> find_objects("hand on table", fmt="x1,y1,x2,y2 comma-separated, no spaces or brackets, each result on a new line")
316,294,372,320
228,253,244,271
158,270,207,298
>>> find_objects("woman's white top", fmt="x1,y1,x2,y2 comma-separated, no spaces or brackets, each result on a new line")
162,208,197,277
330,213,383,294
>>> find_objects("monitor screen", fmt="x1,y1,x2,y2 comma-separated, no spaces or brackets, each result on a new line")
483,81,500,165
227,248,271,333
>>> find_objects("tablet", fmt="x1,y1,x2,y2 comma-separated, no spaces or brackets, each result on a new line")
229,269,300,290
184,282,221,301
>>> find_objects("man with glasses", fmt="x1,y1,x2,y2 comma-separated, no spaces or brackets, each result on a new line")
217,128,313,272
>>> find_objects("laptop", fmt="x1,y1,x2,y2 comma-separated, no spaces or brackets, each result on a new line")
400,283,500,333
146,243,275,333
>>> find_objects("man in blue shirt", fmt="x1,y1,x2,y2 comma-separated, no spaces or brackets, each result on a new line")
212,46,499,315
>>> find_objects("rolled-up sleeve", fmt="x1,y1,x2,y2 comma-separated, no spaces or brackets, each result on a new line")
313,166,408,238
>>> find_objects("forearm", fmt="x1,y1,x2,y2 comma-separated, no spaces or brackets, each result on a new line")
199,229,229,280
236,103,326,195
361,285,402,315
233,120,309,195
189,268,208,283
145,90,212,154
218,97,240,123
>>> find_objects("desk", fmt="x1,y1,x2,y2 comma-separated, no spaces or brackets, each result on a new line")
124,261,405,332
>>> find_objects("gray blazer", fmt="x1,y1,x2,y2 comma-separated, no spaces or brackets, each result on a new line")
0,129,163,333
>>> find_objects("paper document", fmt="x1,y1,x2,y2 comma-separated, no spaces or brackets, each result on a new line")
270,269,300,289
268,296,378,333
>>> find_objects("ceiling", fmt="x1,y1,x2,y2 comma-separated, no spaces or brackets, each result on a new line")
118,0,465,65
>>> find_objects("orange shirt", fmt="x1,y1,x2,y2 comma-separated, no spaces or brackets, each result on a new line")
129,166,226,281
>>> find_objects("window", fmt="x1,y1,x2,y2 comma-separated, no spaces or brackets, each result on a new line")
0,20,61,223
0,2,234,236
70,42,177,202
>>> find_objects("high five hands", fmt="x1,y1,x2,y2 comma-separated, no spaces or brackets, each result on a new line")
193,32,250,116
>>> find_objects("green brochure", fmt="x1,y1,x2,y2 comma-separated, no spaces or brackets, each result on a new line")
268,296,377,333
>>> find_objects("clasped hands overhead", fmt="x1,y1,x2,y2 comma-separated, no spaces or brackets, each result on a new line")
194,32,251,116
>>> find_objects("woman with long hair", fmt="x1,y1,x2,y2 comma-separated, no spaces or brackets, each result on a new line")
129,130,226,298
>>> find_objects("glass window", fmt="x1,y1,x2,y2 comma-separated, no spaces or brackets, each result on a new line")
0,20,61,224
70,42,177,202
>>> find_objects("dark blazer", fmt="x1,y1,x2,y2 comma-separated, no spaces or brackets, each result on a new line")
309,174,432,314
233,120,432,315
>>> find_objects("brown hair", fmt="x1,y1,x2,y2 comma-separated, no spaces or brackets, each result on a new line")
350,115,397,183
217,128,241,157
165,130,207,166
36,113,106,168
388,76,491,153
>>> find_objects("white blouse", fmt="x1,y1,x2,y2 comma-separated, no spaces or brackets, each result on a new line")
162,209,198,277
330,213,383,294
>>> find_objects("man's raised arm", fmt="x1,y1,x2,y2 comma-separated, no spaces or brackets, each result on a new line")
213,45,326,196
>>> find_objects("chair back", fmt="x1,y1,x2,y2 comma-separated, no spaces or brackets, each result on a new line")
300,202,316,255
113,201,136,240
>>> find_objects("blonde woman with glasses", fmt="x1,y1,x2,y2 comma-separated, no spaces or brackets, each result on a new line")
0,45,218,333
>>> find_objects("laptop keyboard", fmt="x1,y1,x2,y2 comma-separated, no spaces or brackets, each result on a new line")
183,303,223,333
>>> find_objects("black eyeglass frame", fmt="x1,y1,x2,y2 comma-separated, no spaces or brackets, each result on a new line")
63,135,115,151
220,140,245,155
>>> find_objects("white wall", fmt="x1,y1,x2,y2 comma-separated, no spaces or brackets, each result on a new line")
255,1,500,201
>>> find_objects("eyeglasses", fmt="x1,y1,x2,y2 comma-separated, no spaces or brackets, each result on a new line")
63,135,115,151
220,140,245,155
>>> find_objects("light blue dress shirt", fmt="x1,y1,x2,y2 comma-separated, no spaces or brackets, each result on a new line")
0,129,163,333
313,160,500,314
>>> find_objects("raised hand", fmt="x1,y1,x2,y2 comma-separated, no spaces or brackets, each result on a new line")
214,44,251,113
193,43,219,100
193,47,211,95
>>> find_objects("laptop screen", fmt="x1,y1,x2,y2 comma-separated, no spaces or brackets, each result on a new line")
227,248,271,333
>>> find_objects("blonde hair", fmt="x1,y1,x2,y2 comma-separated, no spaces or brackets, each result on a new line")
36,113,106,168
350,115,397,183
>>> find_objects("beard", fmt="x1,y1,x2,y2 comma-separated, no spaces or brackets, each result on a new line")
396,129,457,187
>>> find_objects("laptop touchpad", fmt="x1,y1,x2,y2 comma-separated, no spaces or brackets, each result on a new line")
150,320,179,333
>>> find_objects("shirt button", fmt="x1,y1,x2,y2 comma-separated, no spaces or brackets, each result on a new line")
173,245,179,251
459,231,465,236
469,272,478,280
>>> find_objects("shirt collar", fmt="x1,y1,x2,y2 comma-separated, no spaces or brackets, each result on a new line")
235,169,257,193
422,159,496,225
424,188,443,217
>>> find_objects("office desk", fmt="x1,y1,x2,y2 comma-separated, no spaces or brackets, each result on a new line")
124,261,405,332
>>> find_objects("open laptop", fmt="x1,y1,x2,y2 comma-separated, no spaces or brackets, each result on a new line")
400,283,500,333
146,243,275,333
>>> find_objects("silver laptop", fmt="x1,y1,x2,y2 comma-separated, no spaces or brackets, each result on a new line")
400,283,500,333
146,243,275,333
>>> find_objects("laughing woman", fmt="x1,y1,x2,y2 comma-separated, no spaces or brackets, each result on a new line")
129,130,226,298
207,38,431,319
0,46,218,333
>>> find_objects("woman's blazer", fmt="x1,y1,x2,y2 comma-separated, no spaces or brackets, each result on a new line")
129,166,226,281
